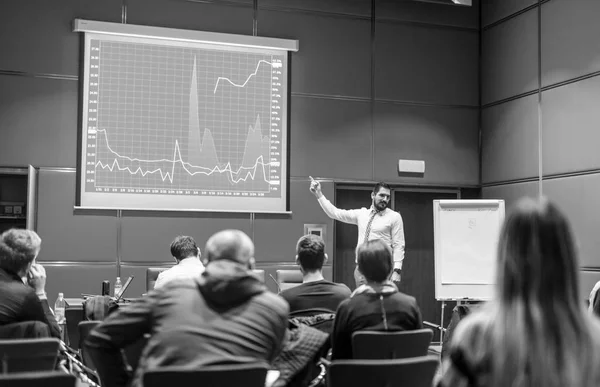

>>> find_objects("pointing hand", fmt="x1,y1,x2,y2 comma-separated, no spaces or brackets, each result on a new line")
309,176,322,197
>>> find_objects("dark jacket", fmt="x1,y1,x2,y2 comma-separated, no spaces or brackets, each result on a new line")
85,260,289,387
331,283,423,360
0,268,61,338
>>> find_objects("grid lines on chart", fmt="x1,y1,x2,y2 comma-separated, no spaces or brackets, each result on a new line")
92,40,280,194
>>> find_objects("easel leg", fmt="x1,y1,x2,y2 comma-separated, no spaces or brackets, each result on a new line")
440,301,445,344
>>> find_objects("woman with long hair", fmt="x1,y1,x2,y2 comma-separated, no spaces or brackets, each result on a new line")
437,197,600,387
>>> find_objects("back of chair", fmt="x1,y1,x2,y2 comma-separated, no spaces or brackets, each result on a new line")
0,338,60,373
146,267,169,291
0,371,76,387
0,321,50,339
78,321,100,371
276,269,303,291
328,356,439,387
352,329,433,359
143,363,269,387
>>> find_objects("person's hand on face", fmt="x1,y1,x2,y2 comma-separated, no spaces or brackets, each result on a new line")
27,263,47,294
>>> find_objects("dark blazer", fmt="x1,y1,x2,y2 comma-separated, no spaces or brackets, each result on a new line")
0,268,61,338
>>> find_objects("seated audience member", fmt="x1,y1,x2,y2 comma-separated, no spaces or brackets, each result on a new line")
331,239,422,360
86,229,289,387
154,235,204,289
280,234,350,314
0,229,61,338
437,198,600,387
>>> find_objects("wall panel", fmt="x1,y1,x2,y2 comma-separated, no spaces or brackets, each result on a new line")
258,10,371,98
36,169,118,262
482,95,539,183
482,0,537,28
373,103,479,185
121,212,251,262
0,0,121,76
541,76,600,175
541,0,600,87
374,23,478,106
0,76,78,168
481,181,538,210
127,0,253,35
376,0,479,29
482,9,538,104
44,263,117,304
543,175,600,268
289,97,372,180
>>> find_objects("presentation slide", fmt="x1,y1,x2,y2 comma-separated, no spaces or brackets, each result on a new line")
77,23,295,213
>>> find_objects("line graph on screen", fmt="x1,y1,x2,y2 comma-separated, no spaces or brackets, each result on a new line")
85,39,285,197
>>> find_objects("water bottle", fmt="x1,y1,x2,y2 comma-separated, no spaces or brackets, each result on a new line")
54,293,66,324
114,277,123,298
54,293,66,341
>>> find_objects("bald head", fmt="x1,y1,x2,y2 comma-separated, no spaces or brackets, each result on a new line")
204,229,254,265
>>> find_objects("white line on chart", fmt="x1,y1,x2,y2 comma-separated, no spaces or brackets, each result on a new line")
95,129,275,184
213,60,273,94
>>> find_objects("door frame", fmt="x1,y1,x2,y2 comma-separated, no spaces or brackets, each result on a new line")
333,183,461,283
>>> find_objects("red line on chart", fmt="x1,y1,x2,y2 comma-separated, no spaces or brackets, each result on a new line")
213,60,273,94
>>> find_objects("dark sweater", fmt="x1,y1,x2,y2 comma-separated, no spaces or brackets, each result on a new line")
280,280,351,314
331,291,422,360
86,260,289,387
0,268,61,338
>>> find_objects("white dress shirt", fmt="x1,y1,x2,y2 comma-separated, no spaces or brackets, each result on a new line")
317,195,405,269
154,257,205,289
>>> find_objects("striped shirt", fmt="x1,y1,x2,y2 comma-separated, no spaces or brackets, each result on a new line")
317,195,406,269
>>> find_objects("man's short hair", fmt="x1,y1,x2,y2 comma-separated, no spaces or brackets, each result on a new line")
0,229,42,274
296,234,325,272
170,235,199,261
373,182,391,194
357,239,393,283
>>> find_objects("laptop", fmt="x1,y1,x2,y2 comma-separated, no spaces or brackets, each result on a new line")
115,276,134,301
81,275,134,302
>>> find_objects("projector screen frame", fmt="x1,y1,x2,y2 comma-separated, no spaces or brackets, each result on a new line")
74,20,297,214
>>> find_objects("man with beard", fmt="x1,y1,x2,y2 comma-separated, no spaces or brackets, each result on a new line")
310,179,405,289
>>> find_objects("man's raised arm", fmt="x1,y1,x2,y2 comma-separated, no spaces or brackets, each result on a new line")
309,176,358,225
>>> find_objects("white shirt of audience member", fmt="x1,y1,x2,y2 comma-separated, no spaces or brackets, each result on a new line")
154,257,205,289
